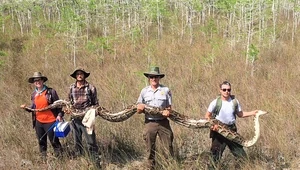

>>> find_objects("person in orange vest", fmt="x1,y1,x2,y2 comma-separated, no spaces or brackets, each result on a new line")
21,72,63,162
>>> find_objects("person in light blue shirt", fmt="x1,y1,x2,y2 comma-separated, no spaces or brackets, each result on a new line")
137,66,174,170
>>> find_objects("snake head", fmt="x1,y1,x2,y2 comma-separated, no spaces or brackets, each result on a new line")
257,110,268,116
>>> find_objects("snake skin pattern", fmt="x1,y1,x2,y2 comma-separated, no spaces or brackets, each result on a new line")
25,99,267,147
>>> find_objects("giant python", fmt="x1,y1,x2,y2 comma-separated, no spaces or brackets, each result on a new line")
24,99,267,147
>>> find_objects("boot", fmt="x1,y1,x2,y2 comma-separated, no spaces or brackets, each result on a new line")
39,152,47,163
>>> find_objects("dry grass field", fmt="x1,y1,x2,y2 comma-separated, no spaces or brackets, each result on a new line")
0,1,300,170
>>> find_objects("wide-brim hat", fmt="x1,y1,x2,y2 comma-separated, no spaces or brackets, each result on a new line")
143,66,165,78
70,67,90,79
28,72,48,83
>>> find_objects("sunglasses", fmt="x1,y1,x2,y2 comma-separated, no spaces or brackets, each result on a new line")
33,78,42,82
149,76,160,79
76,72,84,76
221,88,231,92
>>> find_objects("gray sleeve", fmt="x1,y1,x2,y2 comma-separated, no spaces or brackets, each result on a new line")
137,89,144,104
166,87,172,106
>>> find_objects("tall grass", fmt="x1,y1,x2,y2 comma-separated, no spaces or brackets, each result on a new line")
0,0,300,169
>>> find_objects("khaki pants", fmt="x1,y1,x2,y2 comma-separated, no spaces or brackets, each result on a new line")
143,119,174,170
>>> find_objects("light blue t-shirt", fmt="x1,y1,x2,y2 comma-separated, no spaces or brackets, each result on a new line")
137,84,172,120
207,97,242,125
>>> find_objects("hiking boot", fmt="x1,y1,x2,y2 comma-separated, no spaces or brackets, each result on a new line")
54,150,63,158
75,150,84,157
39,152,47,163
94,161,102,170
54,148,63,158
90,154,101,169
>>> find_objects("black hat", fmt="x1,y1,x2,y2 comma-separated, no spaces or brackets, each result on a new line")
70,67,90,79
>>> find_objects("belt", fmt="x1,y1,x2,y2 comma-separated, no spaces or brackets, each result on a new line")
227,123,236,127
145,118,167,122
222,123,237,131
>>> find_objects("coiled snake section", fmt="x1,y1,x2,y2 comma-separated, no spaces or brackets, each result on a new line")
24,99,267,147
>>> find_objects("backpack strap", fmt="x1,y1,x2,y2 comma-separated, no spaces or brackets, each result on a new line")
85,84,92,105
212,95,238,119
69,84,75,104
232,96,238,117
212,96,222,119
46,88,53,104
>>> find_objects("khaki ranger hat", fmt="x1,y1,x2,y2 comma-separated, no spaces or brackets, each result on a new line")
143,66,165,78
28,72,48,83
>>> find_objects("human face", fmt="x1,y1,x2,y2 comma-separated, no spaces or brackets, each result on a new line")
76,71,85,81
148,75,160,88
220,84,231,98
33,78,43,88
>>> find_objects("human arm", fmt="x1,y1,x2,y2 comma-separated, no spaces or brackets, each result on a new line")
20,94,36,113
136,89,145,114
20,104,33,112
20,99,36,128
50,88,64,121
205,99,219,131
137,103,145,113
205,111,219,131
236,110,258,118
205,111,212,120
205,99,218,120
162,88,172,117
90,85,99,107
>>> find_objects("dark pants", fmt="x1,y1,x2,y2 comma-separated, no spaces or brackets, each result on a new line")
35,120,62,157
71,119,100,168
143,119,174,170
209,124,247,165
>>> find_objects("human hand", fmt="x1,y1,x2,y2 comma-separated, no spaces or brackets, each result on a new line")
162,109,170,117
253,110,259,116
63,107,72,114
56,115,63,122
20,104,26,109
210,124,219,131
137,104,145,114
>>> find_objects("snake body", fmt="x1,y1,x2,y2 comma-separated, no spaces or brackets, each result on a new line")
25,100,137,122
24,99,267,147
